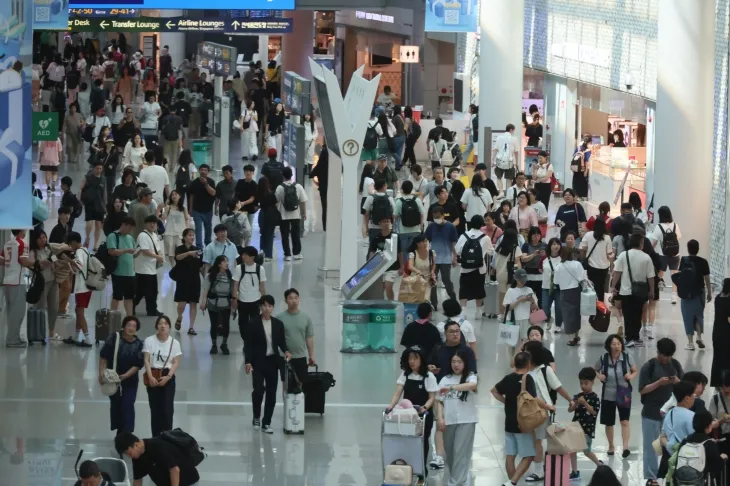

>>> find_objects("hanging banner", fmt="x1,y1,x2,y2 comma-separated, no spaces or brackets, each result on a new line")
425,0,478,33
69,0,294,10
33,0,70,31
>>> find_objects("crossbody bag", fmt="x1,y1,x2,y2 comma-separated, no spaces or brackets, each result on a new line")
626,250,649,300
143,339,174,387
142,230,163,269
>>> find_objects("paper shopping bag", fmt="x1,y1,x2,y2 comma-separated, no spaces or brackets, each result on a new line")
397,275,429,304
546,422,587,455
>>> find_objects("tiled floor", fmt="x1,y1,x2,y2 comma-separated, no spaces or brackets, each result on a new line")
0,139,714,485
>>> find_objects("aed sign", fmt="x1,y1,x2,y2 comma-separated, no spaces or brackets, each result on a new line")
32,112,59,142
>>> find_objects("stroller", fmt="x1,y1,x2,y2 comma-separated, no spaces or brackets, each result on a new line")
74,450,130,486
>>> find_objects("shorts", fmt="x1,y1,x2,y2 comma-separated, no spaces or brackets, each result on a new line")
84,205,105,222
383,270,399,283
361,148,378,161
111,274,135,301
660,254,681,271
458,271,486,301
599,399,631,426
495,166,516,180
40,165,59,172
75,291,92,309
504,432,536,458
533,421,547,440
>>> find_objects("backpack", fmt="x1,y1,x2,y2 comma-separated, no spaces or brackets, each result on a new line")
265,164,284,190
673,439,708,486
399,197,421,228
95,232,118,275
67,193,83,219
162,116,179,141
82,249,108,291
495,132,514,169
82,115,96,143
540,366,558,406
370,194,393,224
32,196,49,222
243,263,262,284
410,121,422,140
673,257,699,300
282,183,299,211
159,428,206,467
460,234,485,270
363,124,379,150
660,224,680,257
175,164,192,193
222,213,250,243
26,262,45,305
517,373,548,433
104,62,115,79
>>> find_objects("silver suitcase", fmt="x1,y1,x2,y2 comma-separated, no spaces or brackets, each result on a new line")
483,280,500,316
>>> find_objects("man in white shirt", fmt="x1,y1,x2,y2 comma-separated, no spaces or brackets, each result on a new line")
1,229,31,347
362,178,396,241
274,166,308,261
611,232,656,347
232,246,268,341
138,151,170,205
454,215,495,318
492,123,519,193
134,216,164,317
504,172,528,207
394,180,424,263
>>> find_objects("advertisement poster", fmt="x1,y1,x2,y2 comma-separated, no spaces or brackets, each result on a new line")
0,0,33,228
425,0,478,33
33,0,69,31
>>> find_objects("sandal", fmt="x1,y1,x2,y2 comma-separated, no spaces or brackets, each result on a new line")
175,318,182,331
567,339,579,346
187,328,197,336
607,449,615,456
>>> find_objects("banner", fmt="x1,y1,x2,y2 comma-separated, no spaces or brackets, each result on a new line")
69,0,294,10
425,0,478,33
33,0,70,31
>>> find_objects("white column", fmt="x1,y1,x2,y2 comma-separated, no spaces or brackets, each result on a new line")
281,10,314,79
477,0,524,165
655,0,714,257
158,10,184,69
258,35,269,63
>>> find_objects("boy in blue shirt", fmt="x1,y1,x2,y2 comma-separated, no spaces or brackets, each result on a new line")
659,381,696,479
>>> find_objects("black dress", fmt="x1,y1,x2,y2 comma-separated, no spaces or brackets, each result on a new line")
173,245,202,303
711,295,730,387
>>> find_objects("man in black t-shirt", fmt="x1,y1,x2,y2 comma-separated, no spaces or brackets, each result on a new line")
676,239,712,350
492,352,554,485
235,164,259,234
115,432,200,486
426,185,461,226
367,219,402,300
189,164,217,249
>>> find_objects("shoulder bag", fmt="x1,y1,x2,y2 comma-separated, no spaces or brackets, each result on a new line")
614,352,632,408
143,230,164,269
582,237,601,270
101,333,122,396
626,250,649,300
144,339,174,387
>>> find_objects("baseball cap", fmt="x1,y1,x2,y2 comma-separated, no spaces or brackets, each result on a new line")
513,268,528,283
139,187,155,197
268,147,277,157
377,154,388,161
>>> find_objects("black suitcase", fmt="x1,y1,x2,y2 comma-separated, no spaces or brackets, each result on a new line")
302,366,335,415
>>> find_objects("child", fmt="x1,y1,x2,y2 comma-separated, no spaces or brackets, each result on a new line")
60,176,82,230
569,367,602,480
503,268,538,339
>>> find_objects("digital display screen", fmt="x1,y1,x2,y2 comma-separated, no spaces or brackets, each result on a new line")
69,0,294,10
343,253,386,293
312,76,340,158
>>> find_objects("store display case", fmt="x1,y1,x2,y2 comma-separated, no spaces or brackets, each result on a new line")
588,146,646,205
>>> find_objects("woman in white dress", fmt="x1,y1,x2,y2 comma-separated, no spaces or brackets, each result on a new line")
139,93,161,143
123,133,147,174
163,190,189,266
303,111,319,175
239,100,259,161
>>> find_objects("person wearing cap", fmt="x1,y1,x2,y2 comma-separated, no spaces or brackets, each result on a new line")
373,154,398,193
129,187,155,239
260,148,285,191
503,268,539,339
133,215,164,317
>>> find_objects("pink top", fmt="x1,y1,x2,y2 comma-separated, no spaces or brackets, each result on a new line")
39,139,62,166
481,225,503,245
508,205,538,230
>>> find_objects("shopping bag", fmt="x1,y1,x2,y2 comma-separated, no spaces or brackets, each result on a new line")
498,308,519,346
546,422,587,455
580,282,597,316
397,275,429,304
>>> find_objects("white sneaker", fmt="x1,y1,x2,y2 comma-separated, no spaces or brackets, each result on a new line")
553,326,562,333
49,333,63,342
293,254,303,260
284,256,292,262
685,343,695,351
671,294,677,304
646,325,654,340
546,318,553,331
625,340,636,348
429,455,445,469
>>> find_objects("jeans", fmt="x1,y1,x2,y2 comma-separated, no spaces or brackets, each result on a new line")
391,135,405,169
259,216,276,259
252,355,279,426
134,274,159,315
680,292,705,335
541,288,563,326
642,416,662,479
280,219,301,257
622,294,646,341
431,264,457,309
191,210,213,249
398,232,419,263
147,376,176,437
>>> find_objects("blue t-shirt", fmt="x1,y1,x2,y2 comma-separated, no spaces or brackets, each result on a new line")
555,203,587,234
203,239,239,266
663,406,695,450
425,221,458,265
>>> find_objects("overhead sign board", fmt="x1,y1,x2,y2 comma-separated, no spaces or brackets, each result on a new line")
64,16,280,33
197,41,237,77
69,7,139,17
224,18,293,34
69,0,294,10
425,0,478,33
229,10,283,19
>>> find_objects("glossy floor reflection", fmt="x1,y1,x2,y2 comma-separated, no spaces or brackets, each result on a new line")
0,147,716,485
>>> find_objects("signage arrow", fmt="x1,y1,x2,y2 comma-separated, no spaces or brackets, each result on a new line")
231,20,240,30
99,20,108,29
166,20,175,29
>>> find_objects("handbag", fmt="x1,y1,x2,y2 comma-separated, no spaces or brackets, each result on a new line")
397,274,430,304
546,422,588,454
143,339,174,387
529,309,547,325
383,459,413,485
497,306,519,347
101,332,122,396
613,353,632,408
570,151,583,173
626,250,650,300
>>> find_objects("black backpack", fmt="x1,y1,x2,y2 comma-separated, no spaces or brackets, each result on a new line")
282,184,299,211
82,115,96,143
363,124,379,150
410,121,422,140
95,232,119,275
460,233,485,270
160,428,206,467
67,192,83,219
26,262,45,304
370,194,393,224
162,116,179,141
175,163,192,194
399,197,421,228
660,224,680,257
673,257,699,299
265,164,284,190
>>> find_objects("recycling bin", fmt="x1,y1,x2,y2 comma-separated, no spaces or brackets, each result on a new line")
368,301,397,353
341,301,371,353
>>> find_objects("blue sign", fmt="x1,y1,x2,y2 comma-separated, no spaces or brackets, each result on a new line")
224,18,292,34
229,10,283,18
69,0,294,9
33,0,70,31
425,0,478,33
69,7,139,16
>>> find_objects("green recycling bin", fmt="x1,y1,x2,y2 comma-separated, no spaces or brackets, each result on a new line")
368,301,397,353
191,139,212,168
341,301,371,353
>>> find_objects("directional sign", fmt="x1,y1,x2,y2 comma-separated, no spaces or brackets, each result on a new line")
225,18,293,34
65,16,292,33
69,0,294,10
69,8,139,17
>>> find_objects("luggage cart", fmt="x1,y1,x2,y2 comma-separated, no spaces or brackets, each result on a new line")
381,411,427,485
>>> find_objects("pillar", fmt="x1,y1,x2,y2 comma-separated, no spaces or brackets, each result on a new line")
654,0,714,257
477,0,524,166
281,10,314,80
258,35,269,63
408,6,425,106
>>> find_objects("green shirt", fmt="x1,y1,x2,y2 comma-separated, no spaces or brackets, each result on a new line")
106,232,136,276
276,310,313,359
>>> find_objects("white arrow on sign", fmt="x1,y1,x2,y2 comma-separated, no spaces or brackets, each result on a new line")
231,20,240,30
166,20,175,29
99,20,108,29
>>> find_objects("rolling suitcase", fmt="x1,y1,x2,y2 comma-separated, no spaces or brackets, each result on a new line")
95,294,122,345
483,280,500,317
27,308,47,345
303,365,335,415
283,362,305,435
545,454,570,486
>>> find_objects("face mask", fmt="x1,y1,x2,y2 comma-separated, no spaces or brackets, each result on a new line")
434,218,444,224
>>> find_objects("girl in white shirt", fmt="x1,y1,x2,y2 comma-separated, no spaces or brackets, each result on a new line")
123,133,147,172
359,164,376,214
303,112,319,173
140,93,161,135
527,188,549,225
554,247,586,345
579,218,614,303
142,316,182,436
239,100,259,160
651,205,682,303
109,94,126,127
460,173,493,221
541,238,564,331
436,350,478,486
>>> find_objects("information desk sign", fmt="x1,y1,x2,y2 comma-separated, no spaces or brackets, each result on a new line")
70,0,294,10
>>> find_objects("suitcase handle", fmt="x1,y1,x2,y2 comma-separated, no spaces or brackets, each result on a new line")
308,365,318,372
